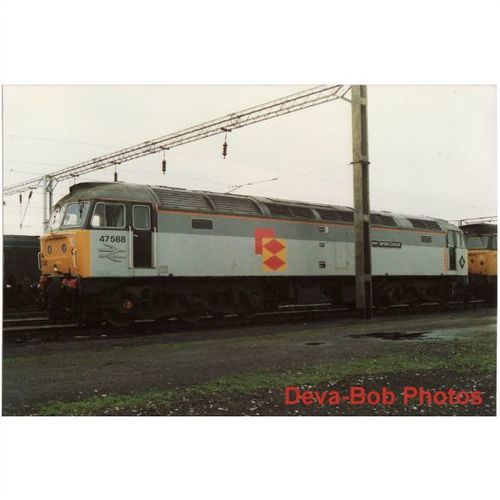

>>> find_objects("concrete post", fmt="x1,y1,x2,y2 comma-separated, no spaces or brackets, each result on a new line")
351,85,373,318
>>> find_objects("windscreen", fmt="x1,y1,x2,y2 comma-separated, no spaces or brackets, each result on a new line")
48,205,64,232
465,235,490,250
62,202,90,228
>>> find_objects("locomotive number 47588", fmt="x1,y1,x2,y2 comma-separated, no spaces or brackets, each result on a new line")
99,235,126,243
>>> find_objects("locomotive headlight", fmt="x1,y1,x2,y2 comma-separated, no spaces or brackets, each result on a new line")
53,264,59,272
122,299,134,310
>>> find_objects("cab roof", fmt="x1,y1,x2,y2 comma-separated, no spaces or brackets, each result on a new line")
57,181,454,231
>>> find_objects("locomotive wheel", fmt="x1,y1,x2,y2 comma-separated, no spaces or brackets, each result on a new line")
179,311,203,323
239,308,257,320
104,309,135,328
211,312,226,321
81,302,103,327
102,290,137,328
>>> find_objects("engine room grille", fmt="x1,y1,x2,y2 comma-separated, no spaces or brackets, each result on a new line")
370,214,397,227
289,206,316,219
337,211,354,223
207,194,262,215
152,188,213,212
408,218,441,231
316,209,354,223
316,209,340,221
264,203,316,220
265,203,293,217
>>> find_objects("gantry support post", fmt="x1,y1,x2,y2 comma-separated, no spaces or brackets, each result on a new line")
42,175,54,232
351,85,372,319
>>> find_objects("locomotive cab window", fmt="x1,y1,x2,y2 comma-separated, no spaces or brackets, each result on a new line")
48,206,64,231
91,202,126,228
133,205,151,230
465,235,488,250
62,202,89,228
446,231,456,247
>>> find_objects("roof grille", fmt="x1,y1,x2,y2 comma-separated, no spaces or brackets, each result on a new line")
289,206,316,219
316,209,354,223
338,211,354,223
370,214,397,227
207,194,261,215
152,188,213,212
408,218,441,231
265,203,293,217
316,209,341,222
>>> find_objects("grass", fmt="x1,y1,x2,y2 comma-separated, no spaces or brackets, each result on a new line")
34,350,495,416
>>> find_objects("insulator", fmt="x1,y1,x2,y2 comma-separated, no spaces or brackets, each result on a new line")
19,194,22,204
222,141,228,159
162,159,167,175
114,171,118,182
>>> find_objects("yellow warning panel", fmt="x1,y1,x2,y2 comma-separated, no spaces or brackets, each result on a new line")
261,237,287,272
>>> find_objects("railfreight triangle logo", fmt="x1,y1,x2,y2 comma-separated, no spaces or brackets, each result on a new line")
255,228,287,272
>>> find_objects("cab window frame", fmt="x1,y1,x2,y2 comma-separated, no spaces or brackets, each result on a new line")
48,204,66,232
132,204,151,230
491,235,497,251
61,201,90,228
90,202,127,229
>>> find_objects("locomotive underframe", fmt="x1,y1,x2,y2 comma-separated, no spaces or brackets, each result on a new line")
42,274,468,327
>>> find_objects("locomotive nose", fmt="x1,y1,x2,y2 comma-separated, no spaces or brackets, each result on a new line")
40,234,74,275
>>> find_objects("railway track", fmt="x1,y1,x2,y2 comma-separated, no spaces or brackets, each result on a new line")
3,306,43,320
2,299,490,345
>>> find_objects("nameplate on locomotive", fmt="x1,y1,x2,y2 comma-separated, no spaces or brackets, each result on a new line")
371,240,402,248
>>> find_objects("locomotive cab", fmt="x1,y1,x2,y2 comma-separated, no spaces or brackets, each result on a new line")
463,223,497,302
41,199,156,278
39,184,158,323
40,201,91,277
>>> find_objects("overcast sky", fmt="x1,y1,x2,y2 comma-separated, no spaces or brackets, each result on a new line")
2,85,496,235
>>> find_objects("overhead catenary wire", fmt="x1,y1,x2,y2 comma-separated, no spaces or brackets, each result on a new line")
225,177,279,194
2,85,350,197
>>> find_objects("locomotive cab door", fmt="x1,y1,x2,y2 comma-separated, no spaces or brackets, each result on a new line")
131,204,156,268
447,230,457,271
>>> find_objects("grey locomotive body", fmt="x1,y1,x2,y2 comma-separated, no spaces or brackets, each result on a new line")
39,182,468,325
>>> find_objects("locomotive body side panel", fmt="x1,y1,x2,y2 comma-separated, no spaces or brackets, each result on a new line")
90,229,133,277
143,210,467,278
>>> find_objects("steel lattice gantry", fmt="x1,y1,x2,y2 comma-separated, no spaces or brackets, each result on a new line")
3,85,350,197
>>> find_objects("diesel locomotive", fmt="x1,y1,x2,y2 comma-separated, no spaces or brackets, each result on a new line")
38,182,468,326
463,223,497,302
